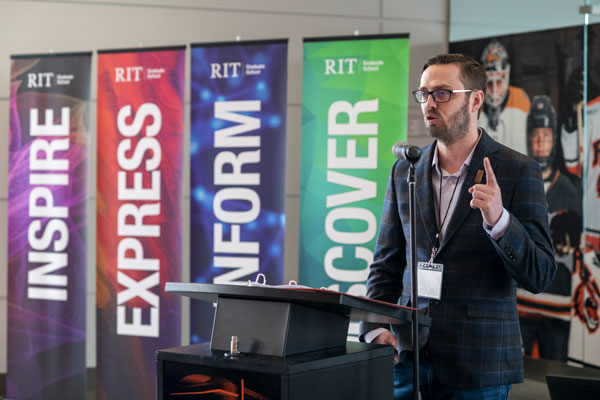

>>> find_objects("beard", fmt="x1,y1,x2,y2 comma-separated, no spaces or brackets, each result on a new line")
424,97,471,146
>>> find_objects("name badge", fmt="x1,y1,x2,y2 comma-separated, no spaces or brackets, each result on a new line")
417,262,444,300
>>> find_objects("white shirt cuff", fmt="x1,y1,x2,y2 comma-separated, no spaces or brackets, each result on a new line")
483,207,510,240
363,328,389,343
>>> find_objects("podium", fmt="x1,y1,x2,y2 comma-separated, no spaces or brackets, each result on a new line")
157,283,431,399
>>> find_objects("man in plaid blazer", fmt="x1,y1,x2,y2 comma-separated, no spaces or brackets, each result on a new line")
360,54,556,399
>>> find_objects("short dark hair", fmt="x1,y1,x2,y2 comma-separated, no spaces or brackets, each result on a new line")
422,54,487,116
423,53,487,94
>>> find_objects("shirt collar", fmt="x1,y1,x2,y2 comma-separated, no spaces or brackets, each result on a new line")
432,128,482,175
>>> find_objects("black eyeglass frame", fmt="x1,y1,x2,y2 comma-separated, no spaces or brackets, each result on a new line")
412,89,473,103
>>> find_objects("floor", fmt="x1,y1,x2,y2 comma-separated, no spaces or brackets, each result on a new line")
512,377,551,399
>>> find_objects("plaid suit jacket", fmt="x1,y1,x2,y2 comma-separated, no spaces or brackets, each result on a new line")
360,130,556,388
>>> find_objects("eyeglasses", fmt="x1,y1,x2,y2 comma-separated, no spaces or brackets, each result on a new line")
412,89,473,103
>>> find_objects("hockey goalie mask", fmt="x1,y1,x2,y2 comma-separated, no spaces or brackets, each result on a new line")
481,40,510,108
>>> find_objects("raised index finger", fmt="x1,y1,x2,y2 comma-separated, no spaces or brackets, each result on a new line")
483,157,498,186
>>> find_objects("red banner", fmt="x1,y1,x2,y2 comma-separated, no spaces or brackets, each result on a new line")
96,46,185,399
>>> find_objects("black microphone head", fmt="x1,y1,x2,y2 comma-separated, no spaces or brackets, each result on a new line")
406,145,422,161
392,142,422,163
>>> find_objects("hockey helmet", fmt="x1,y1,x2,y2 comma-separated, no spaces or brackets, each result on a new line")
527,95,557,168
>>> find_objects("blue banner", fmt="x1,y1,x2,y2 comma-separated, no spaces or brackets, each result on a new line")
190,39,288,343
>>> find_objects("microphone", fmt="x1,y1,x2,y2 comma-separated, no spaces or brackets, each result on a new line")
392,142,422,163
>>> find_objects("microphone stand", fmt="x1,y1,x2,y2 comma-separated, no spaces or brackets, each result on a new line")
393,143,422,400
407,156,420,400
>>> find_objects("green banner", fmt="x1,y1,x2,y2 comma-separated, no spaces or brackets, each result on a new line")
299,34,410,326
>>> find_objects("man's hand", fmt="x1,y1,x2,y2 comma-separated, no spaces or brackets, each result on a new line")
373,330,399,363
468,157,503,227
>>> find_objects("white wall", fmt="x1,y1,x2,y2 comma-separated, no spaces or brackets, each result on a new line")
0,0,447,373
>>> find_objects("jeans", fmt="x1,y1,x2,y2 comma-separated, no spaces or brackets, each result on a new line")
393,348,512,400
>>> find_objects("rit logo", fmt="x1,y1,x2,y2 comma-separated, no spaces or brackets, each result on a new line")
210,62,242,79
324,58,358,75
115,66,144,82
27,72,54,88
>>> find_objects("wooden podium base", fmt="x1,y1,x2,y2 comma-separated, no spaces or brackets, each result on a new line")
157,342,393,399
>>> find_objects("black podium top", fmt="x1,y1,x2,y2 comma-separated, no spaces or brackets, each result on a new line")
166,282,430,326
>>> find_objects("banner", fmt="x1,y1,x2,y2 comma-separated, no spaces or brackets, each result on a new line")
96,46,185,399
299,34,410,339
577,23,600,368
450,24,600,367
189,39,288,343
7,52,91,399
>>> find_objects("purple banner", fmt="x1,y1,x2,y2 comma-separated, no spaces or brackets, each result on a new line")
7,52,91,399
190,40,288,343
